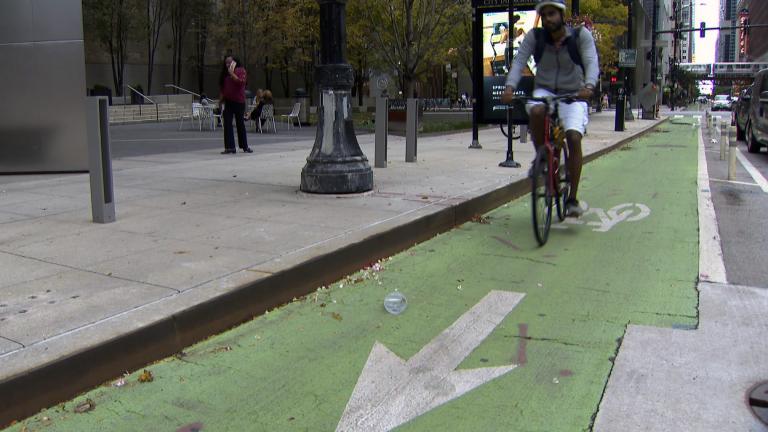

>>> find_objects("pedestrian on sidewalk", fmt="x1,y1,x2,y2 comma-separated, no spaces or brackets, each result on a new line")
219,55,252,154
245,89,265,125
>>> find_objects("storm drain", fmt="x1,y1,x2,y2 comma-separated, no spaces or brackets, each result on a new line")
748,381,768,425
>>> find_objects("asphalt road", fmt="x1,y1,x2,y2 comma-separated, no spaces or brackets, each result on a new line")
702,110,768,288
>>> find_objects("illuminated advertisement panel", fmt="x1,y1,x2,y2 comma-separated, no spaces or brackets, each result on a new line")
482,9,538,123
472,1,538,124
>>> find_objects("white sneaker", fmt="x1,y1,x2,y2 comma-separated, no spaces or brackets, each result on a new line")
565,199,584,218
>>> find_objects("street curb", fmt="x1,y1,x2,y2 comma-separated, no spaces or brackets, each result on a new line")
0,118,666,427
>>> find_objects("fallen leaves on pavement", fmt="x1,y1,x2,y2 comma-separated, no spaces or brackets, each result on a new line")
74,399,95,413
138,369,154,383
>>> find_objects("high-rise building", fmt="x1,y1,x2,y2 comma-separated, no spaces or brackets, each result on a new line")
738,0,768,61
717,0,739,62
675,0,694,63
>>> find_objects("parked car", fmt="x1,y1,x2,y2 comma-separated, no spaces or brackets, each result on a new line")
737,69,768,153
712,94,732,111
697,95,709,104
734,86,751,132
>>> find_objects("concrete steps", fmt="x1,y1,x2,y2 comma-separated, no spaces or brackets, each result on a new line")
109,103,187,124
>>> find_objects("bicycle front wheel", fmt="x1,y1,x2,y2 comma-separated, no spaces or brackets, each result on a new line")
531,147,553,246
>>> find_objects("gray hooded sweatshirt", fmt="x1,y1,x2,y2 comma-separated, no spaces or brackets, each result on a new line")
505,25,599,94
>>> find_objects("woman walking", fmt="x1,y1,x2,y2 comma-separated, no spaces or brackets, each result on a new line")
218,56,252,154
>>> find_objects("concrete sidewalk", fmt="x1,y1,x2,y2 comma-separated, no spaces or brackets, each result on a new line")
0,111,660,423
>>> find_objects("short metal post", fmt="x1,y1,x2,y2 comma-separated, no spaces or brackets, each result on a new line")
499,108,521,168
615,90,626,132
375,97,388,168
87,97,116,223
520,124,528,144
728,133,738,181
720,124,728,161
406,98,418,162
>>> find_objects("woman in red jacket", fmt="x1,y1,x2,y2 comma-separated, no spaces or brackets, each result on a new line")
218,56,252,154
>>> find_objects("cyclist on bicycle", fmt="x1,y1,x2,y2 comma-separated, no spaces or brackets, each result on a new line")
501,0,599,217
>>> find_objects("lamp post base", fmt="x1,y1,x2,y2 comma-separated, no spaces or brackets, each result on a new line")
301,161,373,194
300,88,373,194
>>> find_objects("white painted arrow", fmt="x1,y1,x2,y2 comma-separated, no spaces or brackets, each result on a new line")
336,290,525,432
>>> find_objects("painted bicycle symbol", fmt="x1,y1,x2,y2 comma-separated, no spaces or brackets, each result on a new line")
553,202,651,232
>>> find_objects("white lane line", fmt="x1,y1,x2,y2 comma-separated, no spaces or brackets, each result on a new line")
113,138,220,142
709,178,760,187
697,128,728,284
735,148,768,193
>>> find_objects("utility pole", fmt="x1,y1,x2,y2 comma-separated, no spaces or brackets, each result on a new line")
650,0,658,85
625,0,634,121
671,0,679,111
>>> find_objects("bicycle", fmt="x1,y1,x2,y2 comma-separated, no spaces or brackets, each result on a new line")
511,94,579,246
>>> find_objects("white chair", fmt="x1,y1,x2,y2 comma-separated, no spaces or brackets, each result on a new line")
179,102,204,131
202,99,223,131
280,102,302,130
258,104,278,133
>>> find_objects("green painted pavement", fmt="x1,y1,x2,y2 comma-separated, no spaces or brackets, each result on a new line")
9,121,701,432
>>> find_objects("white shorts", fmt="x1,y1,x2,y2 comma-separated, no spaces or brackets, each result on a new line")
525,88,588,135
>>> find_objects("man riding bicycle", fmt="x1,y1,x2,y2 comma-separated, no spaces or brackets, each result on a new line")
501,0,599,217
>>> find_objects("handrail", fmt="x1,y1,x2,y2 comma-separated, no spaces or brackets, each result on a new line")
126,85,156,105
125,85,159,122
164,84,201,99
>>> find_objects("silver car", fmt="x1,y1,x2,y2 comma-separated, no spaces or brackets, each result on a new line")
712,95,731,111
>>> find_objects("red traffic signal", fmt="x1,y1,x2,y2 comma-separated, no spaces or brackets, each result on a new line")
610,76,618,84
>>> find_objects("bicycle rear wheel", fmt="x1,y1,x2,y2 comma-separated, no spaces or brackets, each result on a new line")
531,147,553,246
555,145,571,222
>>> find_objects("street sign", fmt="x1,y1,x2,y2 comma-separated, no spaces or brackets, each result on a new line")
618,49,637,68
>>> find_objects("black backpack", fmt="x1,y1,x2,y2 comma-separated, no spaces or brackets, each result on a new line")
532,26,590,74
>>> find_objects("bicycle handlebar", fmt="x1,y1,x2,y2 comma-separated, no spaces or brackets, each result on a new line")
508,94,583,105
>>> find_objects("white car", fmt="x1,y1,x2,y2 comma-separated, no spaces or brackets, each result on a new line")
712,95,731,111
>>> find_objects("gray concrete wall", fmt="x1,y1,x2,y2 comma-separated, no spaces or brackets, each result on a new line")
0,0,89,173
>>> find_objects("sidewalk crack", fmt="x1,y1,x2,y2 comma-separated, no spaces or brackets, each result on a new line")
0,336,25,347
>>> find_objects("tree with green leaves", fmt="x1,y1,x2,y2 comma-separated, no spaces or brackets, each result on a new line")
444,0,473,82
359,0,465,98
347,0,376,104
289,0,320,102
576,0,628,73
141,0,169,94
168,0,213,94
83,0,137,97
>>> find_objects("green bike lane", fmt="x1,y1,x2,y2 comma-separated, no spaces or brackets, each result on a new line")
8,120,700,432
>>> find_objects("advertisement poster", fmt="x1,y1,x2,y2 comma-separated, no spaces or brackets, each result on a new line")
481,9,538,124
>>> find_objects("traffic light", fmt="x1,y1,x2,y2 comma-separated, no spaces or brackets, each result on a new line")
610,75,618,84
700,22,706,38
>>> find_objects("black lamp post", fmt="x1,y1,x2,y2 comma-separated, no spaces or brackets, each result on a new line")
300,0,373,194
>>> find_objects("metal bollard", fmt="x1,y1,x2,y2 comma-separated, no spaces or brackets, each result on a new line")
728,132,738,181
87,97,116,223
406,98,418,162
375,97,388,168
720,123,728,161
615,90,626,131
519,124,528,144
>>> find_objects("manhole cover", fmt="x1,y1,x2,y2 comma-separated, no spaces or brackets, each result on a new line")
748,381,768,425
